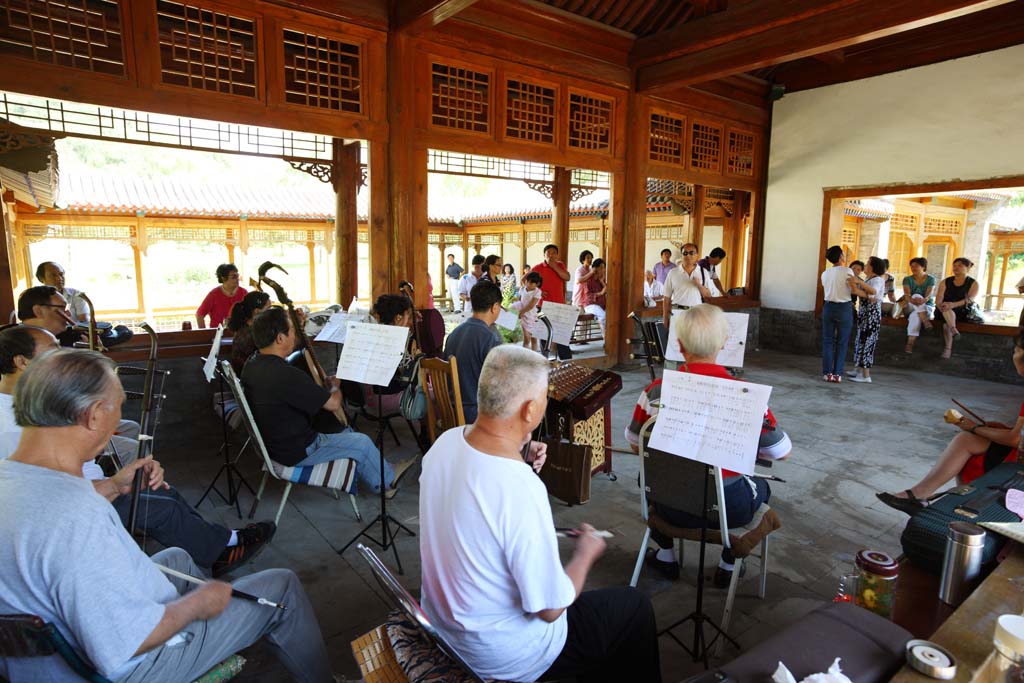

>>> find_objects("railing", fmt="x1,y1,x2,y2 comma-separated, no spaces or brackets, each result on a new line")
984,292,1024,311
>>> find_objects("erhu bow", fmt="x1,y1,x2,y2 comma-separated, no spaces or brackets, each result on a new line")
257,261,349,426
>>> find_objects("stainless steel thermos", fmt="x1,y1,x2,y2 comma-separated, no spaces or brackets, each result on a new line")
938,521,986,606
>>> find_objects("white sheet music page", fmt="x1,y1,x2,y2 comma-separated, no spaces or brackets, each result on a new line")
664,311,749,368
203,324,225,382
337,322,408,387
496,308,520,331
648,369,771,475
314,311,352,343
535,302,580,346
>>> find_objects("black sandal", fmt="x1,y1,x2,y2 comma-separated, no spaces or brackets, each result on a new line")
876,489,927,516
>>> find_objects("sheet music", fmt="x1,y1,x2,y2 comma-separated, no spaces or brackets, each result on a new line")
648,369,771,476
337,322,409,387
979,522,1024,544
664,312,750,368
203,324,225,382
496,308,520,331
534,302,580,346
314,311,352,343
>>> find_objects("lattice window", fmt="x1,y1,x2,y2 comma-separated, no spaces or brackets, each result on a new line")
157,1,258,98
249,227,327,244
21,222,134,242
506,79,555,145
646,225,686,240
646,178,693,198
924,216,964,235
427,149,550,181
0,0,125,75
570,228,600,242
526,230,548,246
842,227,857,244
282,28,360,113
568,92,612,153
727,129,755,177
706,187,733,200
474,233,501,245
690,121,722,172
431,62,490,133
146,225,226,242
649,112,684,165
890,212,919,233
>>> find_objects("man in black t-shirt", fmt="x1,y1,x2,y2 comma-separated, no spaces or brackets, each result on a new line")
242,308,414,495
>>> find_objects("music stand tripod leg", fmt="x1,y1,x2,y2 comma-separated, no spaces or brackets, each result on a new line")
338,387,416,573
195,370,254,518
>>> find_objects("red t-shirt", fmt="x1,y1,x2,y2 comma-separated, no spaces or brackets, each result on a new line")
197,286,247,328
531,261,568,305
960,401,1024,483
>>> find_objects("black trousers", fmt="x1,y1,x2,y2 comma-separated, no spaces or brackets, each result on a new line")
112,485,231,567
541,587,661,683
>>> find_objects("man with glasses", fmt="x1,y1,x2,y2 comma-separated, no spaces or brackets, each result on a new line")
662,242,714,329
17,285,80,345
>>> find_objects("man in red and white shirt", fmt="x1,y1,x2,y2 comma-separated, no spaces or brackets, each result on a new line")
531,244,572,359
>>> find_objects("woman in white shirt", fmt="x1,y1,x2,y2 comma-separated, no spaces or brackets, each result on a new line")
848,256,886,383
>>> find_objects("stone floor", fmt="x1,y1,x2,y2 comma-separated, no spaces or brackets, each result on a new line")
153,349,1022,682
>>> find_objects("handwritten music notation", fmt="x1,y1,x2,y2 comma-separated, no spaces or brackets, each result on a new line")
534,302,581,347
648,369,771,476
337,322,409,387
314,312,353,344
665,312,750,368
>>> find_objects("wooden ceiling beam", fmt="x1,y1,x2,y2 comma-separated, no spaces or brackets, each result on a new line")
771,1,1024,92
619,0,659,33
394,0,482,33
636,0,1017,92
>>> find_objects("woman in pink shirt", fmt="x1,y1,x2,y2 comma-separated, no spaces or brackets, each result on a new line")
196,263,247,329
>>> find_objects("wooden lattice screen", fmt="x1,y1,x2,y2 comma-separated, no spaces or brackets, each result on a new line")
924,216,963,235
690,120,722,173
0,0,126,76
431,61,490,133
567,91,612,152
890,212,920,233
649,112,685,165
505,78,556,145
726,128,755,177
282,28,361,113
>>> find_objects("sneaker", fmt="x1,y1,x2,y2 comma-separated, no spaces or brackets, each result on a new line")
823,374,832,382
850,375,872,383
644,548,680,581
833,374,842,383
846,370,858,378
212,521,276,578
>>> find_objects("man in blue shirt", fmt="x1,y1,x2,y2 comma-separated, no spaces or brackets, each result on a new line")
444,280,503,422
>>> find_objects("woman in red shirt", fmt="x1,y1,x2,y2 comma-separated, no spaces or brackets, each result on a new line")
877,331,1024,514
196,263,248,329
625,304,790,587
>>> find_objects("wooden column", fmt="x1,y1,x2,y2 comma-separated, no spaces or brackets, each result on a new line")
368,139,391,301
334,139,360,306
692,184,706,250
986,247,998,307
519,221,527,268
0,193,17,317
998,252,1010,309
551,166,571,251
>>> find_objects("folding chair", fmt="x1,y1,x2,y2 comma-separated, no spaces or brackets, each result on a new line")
418,357,465,444
627,311,664,382
0,613,244,683
629,416,772,658
219,361,361,525
353,544,486,683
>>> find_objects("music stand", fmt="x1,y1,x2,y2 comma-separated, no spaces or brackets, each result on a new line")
338,323,416,573
195,360,254,517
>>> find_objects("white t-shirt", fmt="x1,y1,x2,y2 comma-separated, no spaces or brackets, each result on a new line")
0,392,105,479
821,266,854,303
63,287,91,323
419,427,577,682
458,273,480,315
663,265,710,307
644,279,664,306
862,275,885,306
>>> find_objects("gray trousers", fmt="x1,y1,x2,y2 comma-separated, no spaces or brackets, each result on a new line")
120,548,332,683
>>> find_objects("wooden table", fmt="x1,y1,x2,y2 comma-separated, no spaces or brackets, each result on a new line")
890,544,1024,683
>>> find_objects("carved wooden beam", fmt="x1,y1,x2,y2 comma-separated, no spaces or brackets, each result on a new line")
635,0,1016,92
394,0,482,32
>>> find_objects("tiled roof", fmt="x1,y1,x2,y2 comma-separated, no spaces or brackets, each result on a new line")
844,198,894,220
59,172,338,220
461,197,675,224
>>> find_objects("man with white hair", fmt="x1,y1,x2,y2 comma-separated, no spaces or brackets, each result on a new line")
0,349,332,682
626,304,790,588
644,269,664,307
420,344,661,683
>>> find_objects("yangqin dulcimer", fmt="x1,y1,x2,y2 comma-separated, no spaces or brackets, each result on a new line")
545,362,622,478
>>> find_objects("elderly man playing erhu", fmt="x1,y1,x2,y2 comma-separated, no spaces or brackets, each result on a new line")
419,344,661,683
0,349,333,682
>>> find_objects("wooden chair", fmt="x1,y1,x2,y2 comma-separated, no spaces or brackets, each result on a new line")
418,357,465,443
0,613,244,683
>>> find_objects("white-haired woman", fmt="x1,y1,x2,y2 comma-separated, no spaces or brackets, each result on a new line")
625,304,790,587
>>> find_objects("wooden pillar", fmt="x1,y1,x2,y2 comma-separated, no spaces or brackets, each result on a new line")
519,221,527,268
461,229,469,268
551,166,571,251
334,139,360,306
438,236,447,297
986,246,998,308
692,185,706,251
0,193,17,317
998,252,1010,309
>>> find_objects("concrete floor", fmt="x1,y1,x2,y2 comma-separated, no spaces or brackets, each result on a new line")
154,349,1022,682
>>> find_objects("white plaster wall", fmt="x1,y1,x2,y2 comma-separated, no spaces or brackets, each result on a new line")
762,44,1024,311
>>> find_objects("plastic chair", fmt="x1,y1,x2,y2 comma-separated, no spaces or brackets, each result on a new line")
219,361,362,525
0,613,244,683
629,416,772,657
418,357,465,443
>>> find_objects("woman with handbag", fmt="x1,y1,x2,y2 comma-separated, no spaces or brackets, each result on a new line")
934,257,980,359
901,257,936,354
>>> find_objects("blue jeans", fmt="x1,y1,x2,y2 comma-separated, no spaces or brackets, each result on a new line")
822,301,854,375
297,428,392,493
